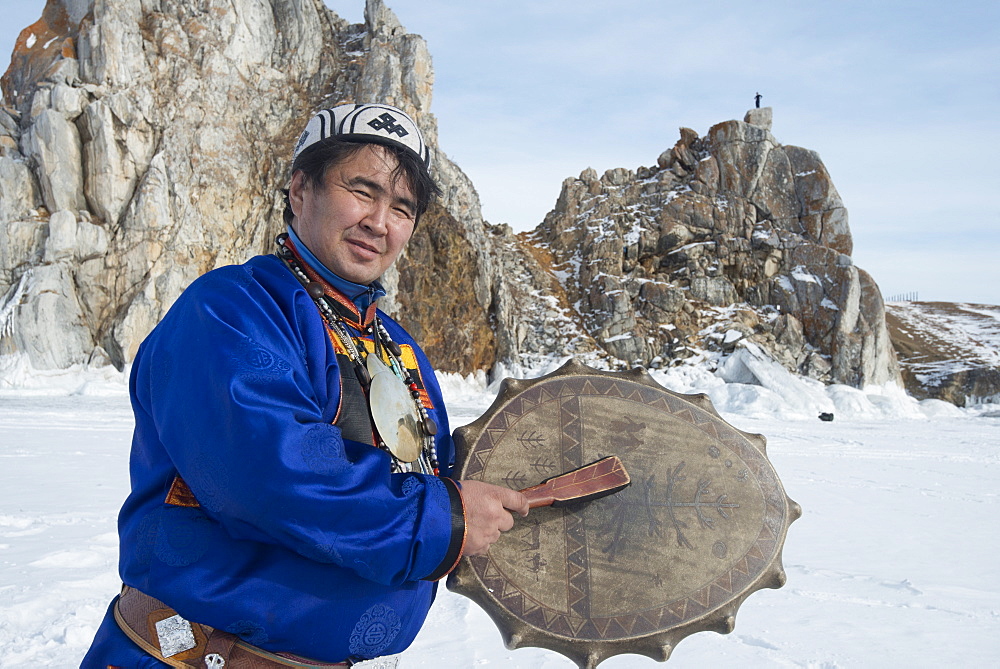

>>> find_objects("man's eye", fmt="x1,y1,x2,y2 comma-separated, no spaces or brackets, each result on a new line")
353,189,373,199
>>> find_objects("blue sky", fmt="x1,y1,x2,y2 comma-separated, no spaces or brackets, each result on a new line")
3,0,998,304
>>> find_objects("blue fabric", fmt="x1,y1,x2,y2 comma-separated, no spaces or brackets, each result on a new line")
91,254,456,664
81,599,170,668
286,226,386,313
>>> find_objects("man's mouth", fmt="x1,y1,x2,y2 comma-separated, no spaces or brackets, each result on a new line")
348,238,381,256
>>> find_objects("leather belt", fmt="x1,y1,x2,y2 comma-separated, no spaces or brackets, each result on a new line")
113,585,350,668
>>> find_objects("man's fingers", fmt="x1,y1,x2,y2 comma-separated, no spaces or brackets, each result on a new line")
458,480,531,556
501,488,530,517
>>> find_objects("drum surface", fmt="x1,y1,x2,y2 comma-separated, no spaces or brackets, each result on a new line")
447,359,800,668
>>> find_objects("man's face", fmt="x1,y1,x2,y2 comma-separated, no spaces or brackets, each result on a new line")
289,144,417,285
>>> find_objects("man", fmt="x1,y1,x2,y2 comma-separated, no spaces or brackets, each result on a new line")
83,103,529,668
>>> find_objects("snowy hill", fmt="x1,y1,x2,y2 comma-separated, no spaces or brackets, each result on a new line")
885,301,1000,407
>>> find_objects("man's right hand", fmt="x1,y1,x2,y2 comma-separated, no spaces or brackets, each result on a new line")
458,479,530,556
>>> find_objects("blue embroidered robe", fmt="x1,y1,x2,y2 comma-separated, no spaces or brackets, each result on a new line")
109,253,461,663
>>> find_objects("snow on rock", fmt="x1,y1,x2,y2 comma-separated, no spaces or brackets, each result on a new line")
0,352,128,397
530,110,897,391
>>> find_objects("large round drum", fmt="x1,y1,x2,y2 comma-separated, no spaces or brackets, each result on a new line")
447,359,800,668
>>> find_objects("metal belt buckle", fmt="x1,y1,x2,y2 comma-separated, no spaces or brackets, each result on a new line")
154,614,197,658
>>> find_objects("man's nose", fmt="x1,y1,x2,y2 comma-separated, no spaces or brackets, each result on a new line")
361,202,390,234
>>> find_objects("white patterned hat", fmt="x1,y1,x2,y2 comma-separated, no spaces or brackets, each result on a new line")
292,103,430,171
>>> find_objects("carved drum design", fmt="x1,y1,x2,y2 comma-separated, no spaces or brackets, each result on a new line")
447,360,800,668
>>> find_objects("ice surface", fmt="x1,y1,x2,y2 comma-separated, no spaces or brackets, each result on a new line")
0,360,998,667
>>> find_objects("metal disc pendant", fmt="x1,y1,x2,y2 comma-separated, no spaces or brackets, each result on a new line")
367,353,423,463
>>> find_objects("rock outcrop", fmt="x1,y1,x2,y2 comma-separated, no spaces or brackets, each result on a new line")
1,0,497,374
527,109,899,387
885,301,1000,406
2,0,899,394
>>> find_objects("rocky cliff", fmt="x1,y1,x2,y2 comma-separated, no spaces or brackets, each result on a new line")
525,108,899,387
1,0,498,375
1,0,899,392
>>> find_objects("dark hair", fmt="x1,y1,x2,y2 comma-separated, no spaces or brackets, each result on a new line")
282,138,441,226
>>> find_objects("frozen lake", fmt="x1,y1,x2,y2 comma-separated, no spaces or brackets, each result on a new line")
1,366,998,667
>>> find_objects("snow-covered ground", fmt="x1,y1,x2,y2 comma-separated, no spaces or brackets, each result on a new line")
1,357,998,667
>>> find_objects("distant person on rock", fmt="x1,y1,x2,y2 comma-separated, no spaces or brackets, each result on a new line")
755,92,762,108
82,103,528,668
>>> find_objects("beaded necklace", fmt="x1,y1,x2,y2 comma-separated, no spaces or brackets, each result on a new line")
275,233,439,475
